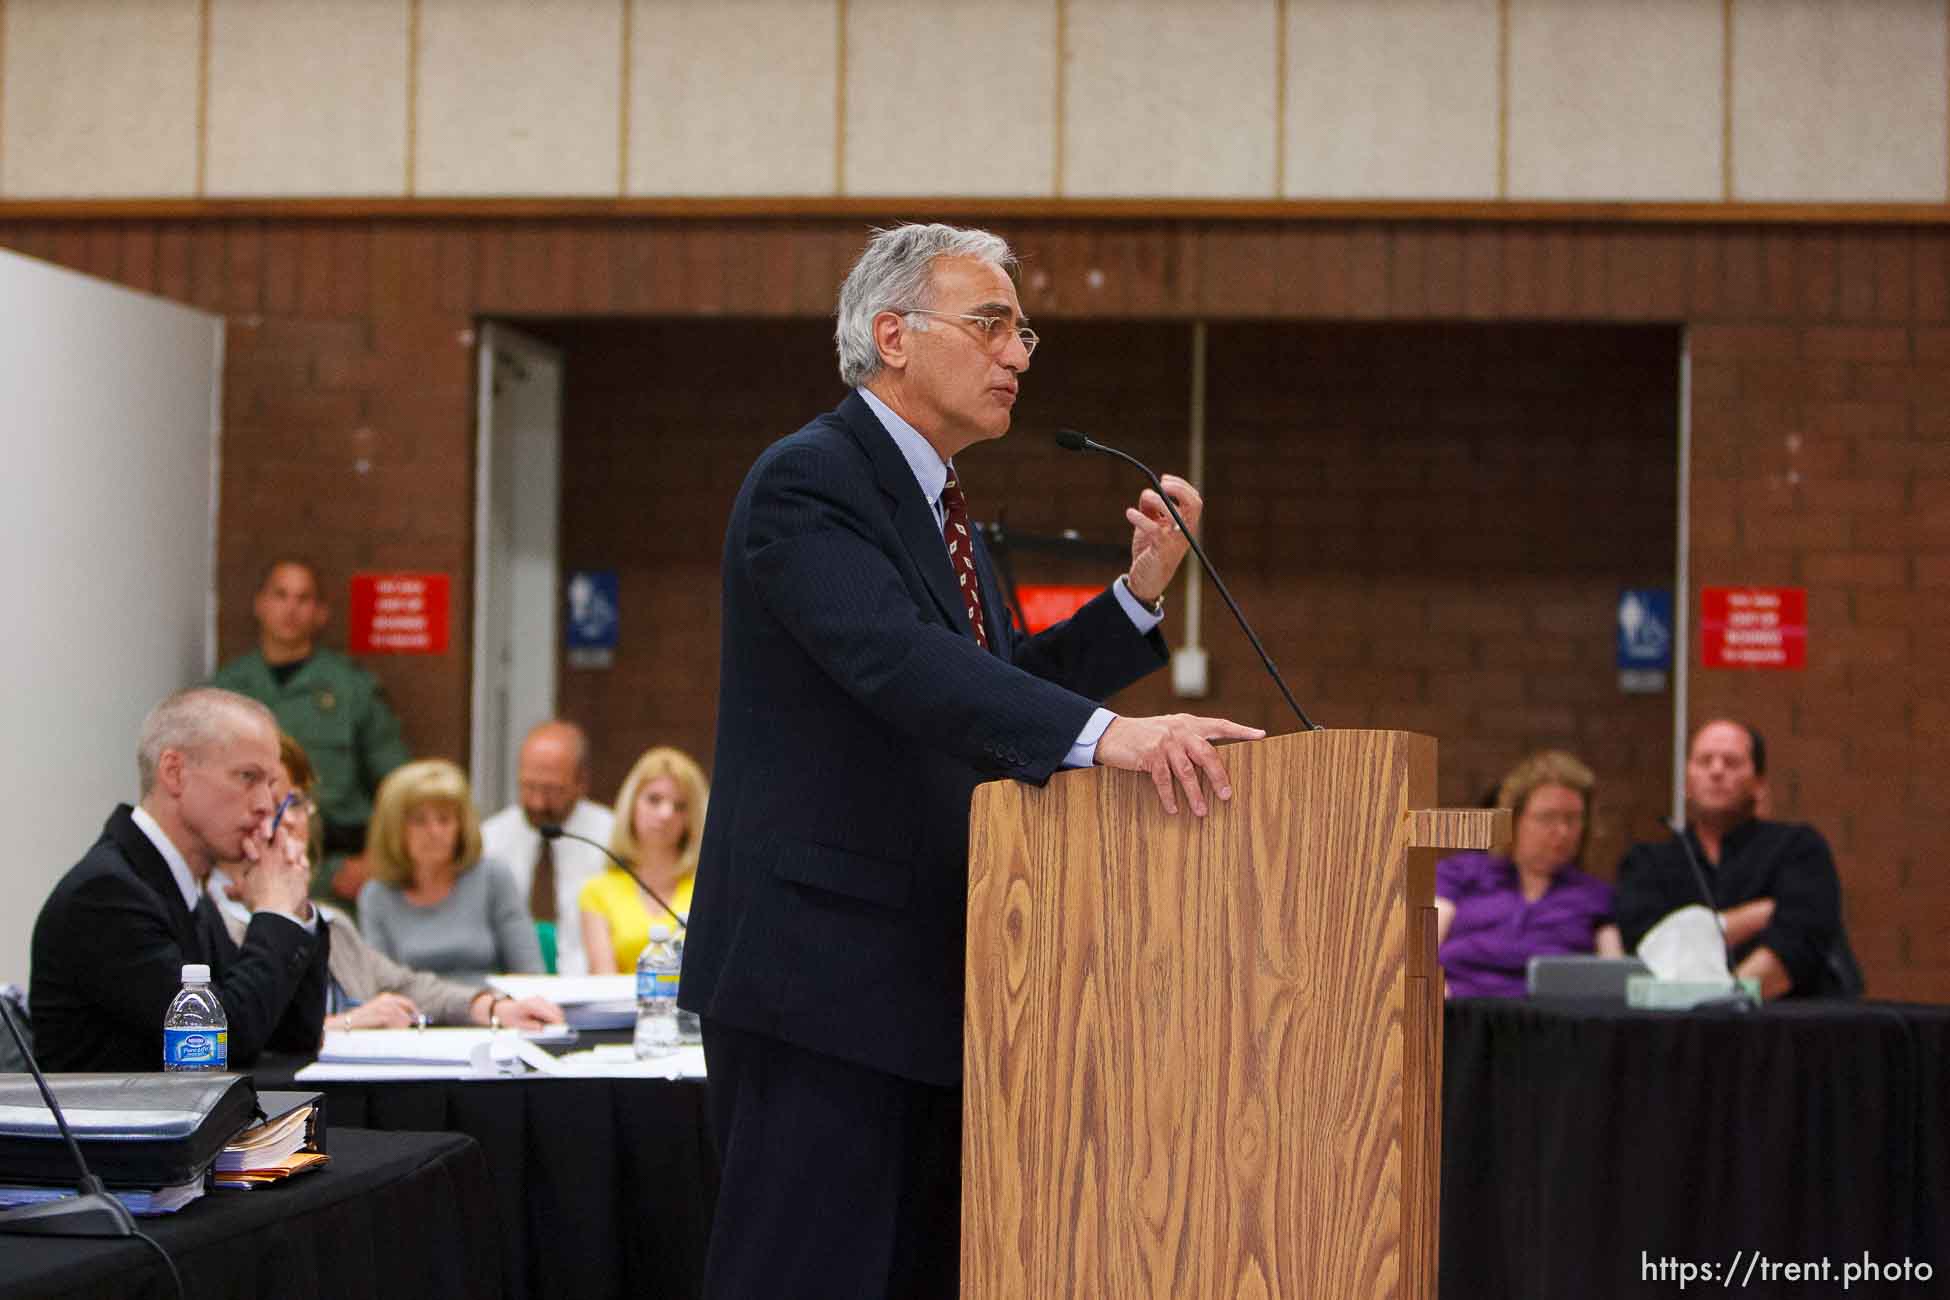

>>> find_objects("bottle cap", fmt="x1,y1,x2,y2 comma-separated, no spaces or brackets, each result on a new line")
181,964,211,983
648,924,672,941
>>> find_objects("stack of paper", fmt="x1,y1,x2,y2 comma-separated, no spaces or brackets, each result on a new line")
214,1104,314,1172
0,1176,204,1216
297,1026,575,1082
488,974,636,1029
551,1042,708,1079
212,1151,329,1189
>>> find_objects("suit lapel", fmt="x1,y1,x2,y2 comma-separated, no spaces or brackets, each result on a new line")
106,806,205,962
837,391,976,637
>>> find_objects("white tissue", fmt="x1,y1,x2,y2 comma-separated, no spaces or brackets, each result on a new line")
1636,905,1734,984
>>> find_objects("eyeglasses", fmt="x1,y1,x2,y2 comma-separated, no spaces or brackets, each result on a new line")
898,308,1038,358
1521,811,1585,829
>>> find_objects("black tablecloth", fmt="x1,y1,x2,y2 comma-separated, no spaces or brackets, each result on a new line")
0,1128,498,1300
253,1064,717,1300
1442,998,1950,1299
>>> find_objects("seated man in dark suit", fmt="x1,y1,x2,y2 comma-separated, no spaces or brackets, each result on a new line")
1614,719,1851,1000
31,687,329,1071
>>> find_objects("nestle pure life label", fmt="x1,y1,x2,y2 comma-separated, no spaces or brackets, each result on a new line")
164,1027,228,1070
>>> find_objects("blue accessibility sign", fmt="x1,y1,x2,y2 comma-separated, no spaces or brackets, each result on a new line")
565,570,619,650
1617,589,1673,670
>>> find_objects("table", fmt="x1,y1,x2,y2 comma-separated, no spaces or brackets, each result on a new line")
243,1001,1948,1300
0,1128,498,1300
1441,998,1949,1300
254,1059,717,1300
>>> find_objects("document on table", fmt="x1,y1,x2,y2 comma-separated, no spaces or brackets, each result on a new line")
292,1025,580,1080
488,974,636,1029
317,1025,574,1065
549,1043,707,1079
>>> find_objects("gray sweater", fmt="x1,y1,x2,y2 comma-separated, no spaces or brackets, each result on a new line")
356,859,543,985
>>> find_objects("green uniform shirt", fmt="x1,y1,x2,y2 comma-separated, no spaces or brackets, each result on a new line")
211,647,413,846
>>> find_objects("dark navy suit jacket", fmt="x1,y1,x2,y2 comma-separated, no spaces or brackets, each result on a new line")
679,391,1167,1086
30,805,330,1071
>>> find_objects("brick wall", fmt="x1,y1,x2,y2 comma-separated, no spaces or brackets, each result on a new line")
2,216,1942,1000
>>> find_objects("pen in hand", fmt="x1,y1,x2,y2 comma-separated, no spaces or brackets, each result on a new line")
268,791,298,838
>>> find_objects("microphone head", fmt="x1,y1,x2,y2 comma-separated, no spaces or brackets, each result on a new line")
537,824,565,840
1053,428,1090,452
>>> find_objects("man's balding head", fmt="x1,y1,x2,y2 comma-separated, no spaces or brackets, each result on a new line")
1686,718,1766,829
517,720,591,828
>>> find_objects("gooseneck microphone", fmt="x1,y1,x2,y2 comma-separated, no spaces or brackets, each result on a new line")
1657,817,1758,1010
539,825,687,930
0,996,186,1296
1054,428,1321,731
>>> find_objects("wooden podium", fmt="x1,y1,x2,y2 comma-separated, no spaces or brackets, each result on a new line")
962,729,1501,1299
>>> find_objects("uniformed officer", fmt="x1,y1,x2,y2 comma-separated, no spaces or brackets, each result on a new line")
211,559,412,902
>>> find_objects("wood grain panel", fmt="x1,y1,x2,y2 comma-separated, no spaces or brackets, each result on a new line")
964,728,1442,1299
1407,807,1506,851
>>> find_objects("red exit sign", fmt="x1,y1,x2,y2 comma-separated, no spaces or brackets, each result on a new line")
1016,584,1099,634
1700,586,1805,670
347,572,451,655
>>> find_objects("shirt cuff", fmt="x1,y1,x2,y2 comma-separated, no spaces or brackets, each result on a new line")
1113,574,1164,633
1062,708,1117,770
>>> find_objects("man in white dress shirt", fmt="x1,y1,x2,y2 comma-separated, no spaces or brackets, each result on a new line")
479,719,614,975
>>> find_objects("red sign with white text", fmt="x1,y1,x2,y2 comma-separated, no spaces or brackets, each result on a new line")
1700,586,1805,670
1017,584,1099,634
348,572,451,655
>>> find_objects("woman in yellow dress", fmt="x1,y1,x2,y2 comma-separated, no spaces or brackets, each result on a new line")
578,746,709,973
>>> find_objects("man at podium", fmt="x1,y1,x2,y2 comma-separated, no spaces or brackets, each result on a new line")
679,223,1262,1299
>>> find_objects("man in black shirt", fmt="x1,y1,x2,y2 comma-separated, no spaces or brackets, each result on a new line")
1615,719,1851,1000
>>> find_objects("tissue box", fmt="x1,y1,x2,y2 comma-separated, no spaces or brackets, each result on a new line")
1626,975,1762,1009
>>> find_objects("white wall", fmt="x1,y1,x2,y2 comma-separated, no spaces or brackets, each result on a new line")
2,0,1945,202
0,250,223,986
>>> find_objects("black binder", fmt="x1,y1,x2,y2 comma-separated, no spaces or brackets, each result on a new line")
0,1073,257,1187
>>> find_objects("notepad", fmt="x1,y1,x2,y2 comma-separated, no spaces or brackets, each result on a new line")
487,975,636,1029
317,1025,575,1067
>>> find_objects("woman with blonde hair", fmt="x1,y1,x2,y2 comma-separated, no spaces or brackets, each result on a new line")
1434,749,1622,998
357,758,543,983
212,736,562,1031
579,747,709,974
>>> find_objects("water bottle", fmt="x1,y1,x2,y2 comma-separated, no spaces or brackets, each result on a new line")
634,926,681,1058
673,934,702,1045
162,964,227,1071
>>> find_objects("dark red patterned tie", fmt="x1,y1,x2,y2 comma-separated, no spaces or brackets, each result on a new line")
938,470,990,649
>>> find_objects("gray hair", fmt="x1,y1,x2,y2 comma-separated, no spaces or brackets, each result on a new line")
834,223,1017,388
137,687,276,796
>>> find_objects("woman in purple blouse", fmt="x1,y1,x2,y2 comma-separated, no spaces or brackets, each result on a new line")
1435,749,1622,998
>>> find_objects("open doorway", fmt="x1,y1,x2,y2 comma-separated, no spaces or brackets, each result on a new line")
471,321,565,812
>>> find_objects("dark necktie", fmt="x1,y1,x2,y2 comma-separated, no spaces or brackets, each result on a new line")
187,894,218,965
529,836,557,922
938,470,990,650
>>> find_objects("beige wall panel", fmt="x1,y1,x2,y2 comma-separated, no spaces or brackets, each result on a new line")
1,0,200,198
1733,0,1947,201
1286,0,1498,198
206,0,409,197
1508,0,1722,200
631,0,835,196
846,0,1055,196
1064,0,1277,197
417,0,622,197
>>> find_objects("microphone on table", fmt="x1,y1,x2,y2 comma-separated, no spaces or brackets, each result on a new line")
1654,817,1758,1011
1053,428,1321,731
538,825,687,930
0,997,185,1294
